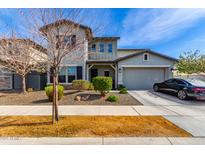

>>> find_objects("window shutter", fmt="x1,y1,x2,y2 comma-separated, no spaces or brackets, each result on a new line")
77,66,83,79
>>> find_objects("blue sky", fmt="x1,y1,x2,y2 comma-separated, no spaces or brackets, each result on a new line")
0,8,205,58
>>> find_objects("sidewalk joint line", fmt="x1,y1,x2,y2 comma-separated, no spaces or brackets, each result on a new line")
131,106,141,115
162,106,182,116
166,137,173,145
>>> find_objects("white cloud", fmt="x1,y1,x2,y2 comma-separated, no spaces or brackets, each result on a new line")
120,9,205,46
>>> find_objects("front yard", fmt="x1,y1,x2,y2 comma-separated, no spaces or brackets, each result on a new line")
0,116,192,137
0,90,142,105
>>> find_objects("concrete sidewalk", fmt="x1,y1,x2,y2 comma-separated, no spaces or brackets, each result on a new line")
0,105,139,116
1,105,205,116
1,137,205,145
129,91,205,137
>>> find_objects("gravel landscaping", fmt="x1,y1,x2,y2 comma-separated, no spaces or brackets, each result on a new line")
0,90,142,105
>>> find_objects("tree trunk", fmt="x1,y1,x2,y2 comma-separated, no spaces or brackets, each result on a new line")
22,75,27,94
54,74,59,121
52,75,56,124
52,70,59,124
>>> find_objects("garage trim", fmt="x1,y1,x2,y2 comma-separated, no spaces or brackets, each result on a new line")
121,65,171,68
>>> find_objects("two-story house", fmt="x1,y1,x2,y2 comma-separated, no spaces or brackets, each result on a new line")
0,20,177,90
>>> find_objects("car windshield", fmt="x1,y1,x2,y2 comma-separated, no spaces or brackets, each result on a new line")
185,79,205,87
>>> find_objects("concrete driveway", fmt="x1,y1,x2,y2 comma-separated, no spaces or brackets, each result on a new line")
129,90,205,137
129,90,204,106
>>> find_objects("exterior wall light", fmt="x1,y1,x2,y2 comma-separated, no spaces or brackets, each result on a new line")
118,68,122,73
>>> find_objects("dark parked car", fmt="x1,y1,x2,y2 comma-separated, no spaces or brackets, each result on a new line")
153,78,205,100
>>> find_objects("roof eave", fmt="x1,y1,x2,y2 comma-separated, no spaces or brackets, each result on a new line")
115,49,178,62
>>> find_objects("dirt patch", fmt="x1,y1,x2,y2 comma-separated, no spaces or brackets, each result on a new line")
0,90,142,106
0,116,192,137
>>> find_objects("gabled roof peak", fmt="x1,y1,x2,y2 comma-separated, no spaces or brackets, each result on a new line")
115,49,178,62
39,19,93,39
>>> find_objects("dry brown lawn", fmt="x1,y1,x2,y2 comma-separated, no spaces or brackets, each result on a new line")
0,116,192,137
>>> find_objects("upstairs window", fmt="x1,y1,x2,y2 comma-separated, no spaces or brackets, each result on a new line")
143,53,149,61
108,43,113,53
99,43,104,52
63,36,70,44
71,35,76,46
56,35,76,49
91,44,96,52
63,35,76,46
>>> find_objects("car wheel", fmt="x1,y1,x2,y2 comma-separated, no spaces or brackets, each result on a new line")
153,85,159,92
177,90,187,100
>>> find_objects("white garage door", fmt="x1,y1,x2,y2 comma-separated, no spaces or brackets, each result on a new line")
123,68,165,90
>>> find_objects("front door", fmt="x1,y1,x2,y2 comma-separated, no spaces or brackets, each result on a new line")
104,71,110,77
91,69,98,81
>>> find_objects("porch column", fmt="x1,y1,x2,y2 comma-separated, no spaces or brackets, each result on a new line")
87,64,94,81
115,65,118,89
118,67,123,85
110,64,117,89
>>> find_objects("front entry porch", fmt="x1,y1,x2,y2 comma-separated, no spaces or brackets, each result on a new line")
86,62,117,89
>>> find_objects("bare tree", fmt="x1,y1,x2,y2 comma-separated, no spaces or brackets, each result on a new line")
16,8,106,123
0,38,47,94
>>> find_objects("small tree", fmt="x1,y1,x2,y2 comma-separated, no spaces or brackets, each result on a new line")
0,38,46,94
16,8,106,123
199,55,205,73
92,76,112,97
176,51,202,77
0,9,107,123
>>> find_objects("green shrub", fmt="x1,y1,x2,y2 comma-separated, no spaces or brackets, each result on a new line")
72,80,90,91
119,88,128,94
118,85,126,90
92,76,112,96
45,85,64,101
106,95,119,102
88,82,94,90
27,88,33,93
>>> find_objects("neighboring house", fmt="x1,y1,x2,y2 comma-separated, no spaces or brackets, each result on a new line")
0,39,47,91
0,20,177,90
